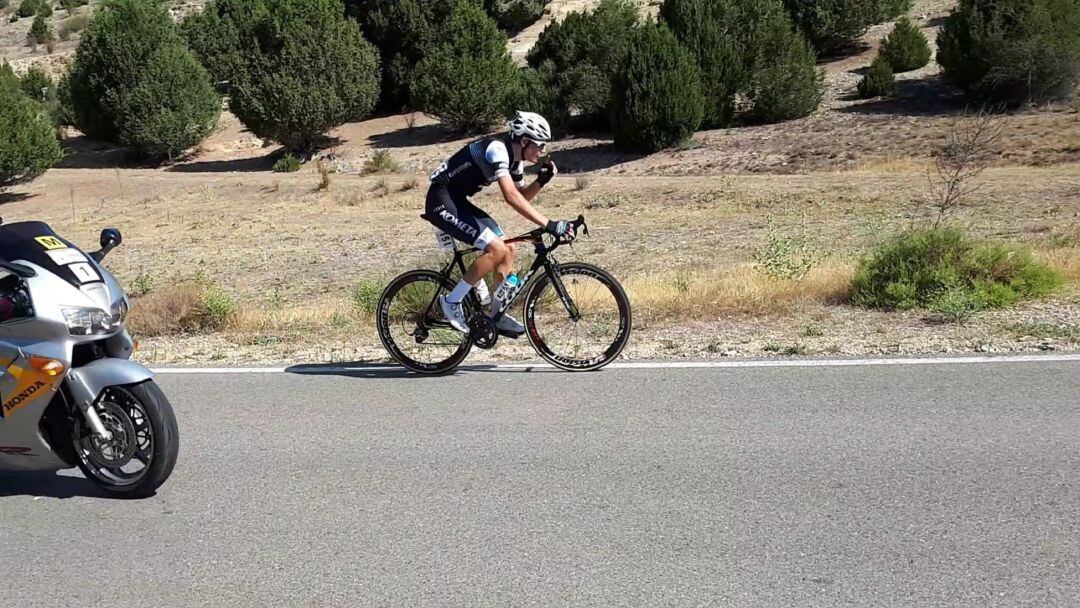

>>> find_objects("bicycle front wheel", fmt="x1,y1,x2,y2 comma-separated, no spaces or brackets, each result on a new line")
523,262,631,371
377,270,473,374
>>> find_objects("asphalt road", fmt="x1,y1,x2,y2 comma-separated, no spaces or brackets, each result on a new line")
2,360,1078,607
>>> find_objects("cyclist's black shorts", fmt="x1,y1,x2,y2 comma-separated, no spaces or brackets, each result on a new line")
425,183,504,251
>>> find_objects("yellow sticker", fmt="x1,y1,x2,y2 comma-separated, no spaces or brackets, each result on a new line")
35,236,67,250
2,365,52,417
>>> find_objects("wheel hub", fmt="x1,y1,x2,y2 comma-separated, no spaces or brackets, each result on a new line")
84,402,137,469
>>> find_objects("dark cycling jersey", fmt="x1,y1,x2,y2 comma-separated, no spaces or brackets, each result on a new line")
429,135,525,197
425,135,527,251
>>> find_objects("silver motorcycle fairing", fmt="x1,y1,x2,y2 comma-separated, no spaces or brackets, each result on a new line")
0,234,136,473
66,358,155,412
0,343,68,472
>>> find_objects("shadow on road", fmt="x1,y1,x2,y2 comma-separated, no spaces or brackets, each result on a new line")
0,472,112,499
285,362,564,378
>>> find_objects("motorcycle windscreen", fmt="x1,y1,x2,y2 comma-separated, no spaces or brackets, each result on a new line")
0,221,104,289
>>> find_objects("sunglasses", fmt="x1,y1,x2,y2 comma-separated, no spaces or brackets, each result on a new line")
525,139,547,152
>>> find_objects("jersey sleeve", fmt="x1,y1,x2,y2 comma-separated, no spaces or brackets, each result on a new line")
510,161,525,188
484,141,512,180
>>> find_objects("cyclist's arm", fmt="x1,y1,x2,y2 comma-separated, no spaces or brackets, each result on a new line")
498,176,549,228
518,179,542,202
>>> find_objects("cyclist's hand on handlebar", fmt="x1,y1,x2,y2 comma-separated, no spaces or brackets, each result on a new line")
545,219,577,241
537,160,558,187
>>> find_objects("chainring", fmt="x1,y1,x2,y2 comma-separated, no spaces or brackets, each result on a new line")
469,314,498,350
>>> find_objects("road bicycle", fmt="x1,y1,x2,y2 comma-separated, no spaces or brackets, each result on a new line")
377,215,631,374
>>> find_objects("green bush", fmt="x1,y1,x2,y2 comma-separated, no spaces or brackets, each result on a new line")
19,67,54,102
881,16,931,72
851,228,1063,311
663,0,823,125
200,287,236,329
937,0,1080,104
28,12,51,45
18,0,49,18
512,63,562,126
857,55,896,98
63,13,88,31
755,220,819,280
272,154,301,173
784,0,913,54
221,0,379,152
180,0,266,90
484,0,549,32
927,286,985,324
0,85,63,193
610,23,704,153
526,0,638,130
346,0,461,112
0,63,18,91
364,149,399,173
749,6,824,123
351,279,382,316
59,0,88,12
660,0,749,128
61,0,220,158
410,2,518,133
876,0,913,21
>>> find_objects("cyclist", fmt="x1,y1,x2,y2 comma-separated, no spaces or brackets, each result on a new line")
425,111,576,336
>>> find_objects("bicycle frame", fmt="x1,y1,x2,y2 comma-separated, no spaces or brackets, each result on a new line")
421,216,588,331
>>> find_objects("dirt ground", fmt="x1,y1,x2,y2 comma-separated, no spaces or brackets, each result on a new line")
2,0,1079,365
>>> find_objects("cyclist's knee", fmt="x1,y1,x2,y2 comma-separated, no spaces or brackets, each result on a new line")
485,238,509,260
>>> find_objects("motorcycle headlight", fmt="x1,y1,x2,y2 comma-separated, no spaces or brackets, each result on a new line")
63,307,115,336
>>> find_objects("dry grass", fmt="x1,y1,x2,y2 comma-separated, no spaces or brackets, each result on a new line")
1037,247,1080,282
316,160,332,191
625,262,855,321
843,156,931,174
364,149,400,174
127,283,206,337
128,281,238,337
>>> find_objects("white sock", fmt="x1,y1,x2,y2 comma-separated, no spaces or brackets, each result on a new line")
473,279,491,306
446,279,472,303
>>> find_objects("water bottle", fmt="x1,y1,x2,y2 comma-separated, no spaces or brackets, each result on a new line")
493,274,520,309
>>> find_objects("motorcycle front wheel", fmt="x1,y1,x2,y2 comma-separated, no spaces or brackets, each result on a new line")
72,380,179,498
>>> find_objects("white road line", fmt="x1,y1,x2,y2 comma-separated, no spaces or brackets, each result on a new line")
151,353,1080,374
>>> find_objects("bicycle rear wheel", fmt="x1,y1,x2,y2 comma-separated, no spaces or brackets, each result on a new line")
377,270,473,374
523,262,631,371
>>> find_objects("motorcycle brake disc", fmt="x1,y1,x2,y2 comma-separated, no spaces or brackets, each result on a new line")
82,401,138,469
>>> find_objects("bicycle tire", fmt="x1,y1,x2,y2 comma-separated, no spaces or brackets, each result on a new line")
377,270,473,375
522,262,631,371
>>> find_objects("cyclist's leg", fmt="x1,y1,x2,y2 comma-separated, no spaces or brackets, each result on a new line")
426,185,508,302
472,212,513,293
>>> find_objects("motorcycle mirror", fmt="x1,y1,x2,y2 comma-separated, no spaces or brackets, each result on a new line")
92,228,122,263
100,228,122,249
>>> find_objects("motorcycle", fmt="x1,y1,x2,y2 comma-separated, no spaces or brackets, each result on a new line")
0,220,178,498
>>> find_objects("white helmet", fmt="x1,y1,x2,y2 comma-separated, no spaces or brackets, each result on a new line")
508,111,552,143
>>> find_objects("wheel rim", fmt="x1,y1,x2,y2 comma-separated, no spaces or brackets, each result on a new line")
380,274,471,370
526,268,629,369
74,387,154,487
